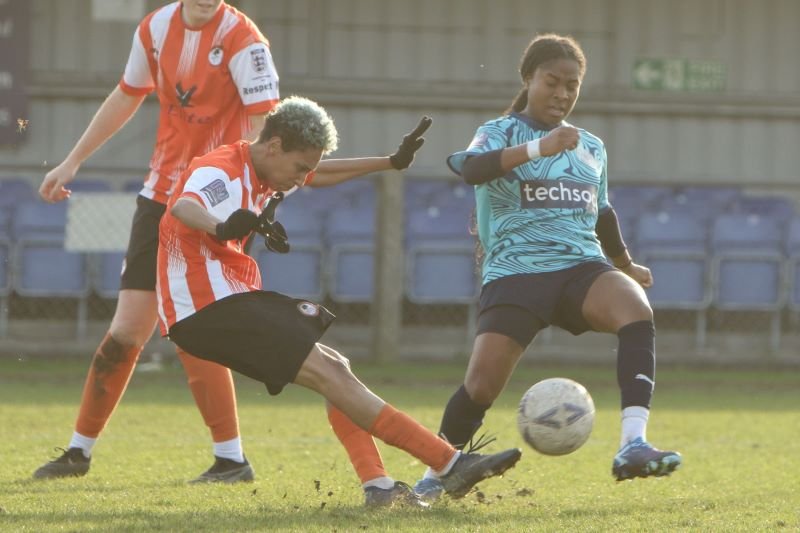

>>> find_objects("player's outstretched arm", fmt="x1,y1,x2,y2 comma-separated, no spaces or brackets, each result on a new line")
40,86,146,203
309,116,432,187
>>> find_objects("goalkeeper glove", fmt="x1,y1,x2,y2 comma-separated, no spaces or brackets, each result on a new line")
389,116,433,170
215,209,259,241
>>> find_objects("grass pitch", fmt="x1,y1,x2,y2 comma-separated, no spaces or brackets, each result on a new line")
0,357,798,532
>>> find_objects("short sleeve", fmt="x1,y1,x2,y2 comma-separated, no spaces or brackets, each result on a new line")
446,122,509,176
119,26,154,96
228,42,280,113
182,167,244,222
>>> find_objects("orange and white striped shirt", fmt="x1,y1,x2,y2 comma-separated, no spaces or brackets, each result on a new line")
120,1,279,204
157,140,272,334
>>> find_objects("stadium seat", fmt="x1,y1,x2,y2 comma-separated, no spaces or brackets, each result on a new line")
287,186,343,219
68,180,112,192
729,194,795,222
93,251,125,299
710,213,785,350
658,186,740,222
12,202,68,240
122,179,143,193
0,237,10,337
0,178,36,208
635,212,711,347
326,206,375,302
786,217,800,312
0,206,12,239
405,179,453,210
14,234,90,339
406,243,477,304
252,202,325,301
609,185,672,218
406,205,473,242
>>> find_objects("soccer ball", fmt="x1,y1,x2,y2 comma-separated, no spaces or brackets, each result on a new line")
517,377,595,456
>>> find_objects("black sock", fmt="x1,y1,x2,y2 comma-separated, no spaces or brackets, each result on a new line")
439,385,492,450
617,320,656,409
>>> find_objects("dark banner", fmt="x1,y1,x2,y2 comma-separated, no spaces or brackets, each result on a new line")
0,0,29,145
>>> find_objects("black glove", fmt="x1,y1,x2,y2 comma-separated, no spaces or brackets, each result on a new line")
256,192,290,253
389,116,433,170
215,209,259,241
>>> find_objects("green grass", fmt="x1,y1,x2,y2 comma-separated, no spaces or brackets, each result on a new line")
0,357,798,532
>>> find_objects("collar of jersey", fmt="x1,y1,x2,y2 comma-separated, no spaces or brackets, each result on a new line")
178,2,225,31
510,112,561,132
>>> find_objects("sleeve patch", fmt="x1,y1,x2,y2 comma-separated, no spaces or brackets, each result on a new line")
250,48,269,73
200,179,230,207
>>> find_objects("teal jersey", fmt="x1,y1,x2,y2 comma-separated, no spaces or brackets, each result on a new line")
447,113,611,285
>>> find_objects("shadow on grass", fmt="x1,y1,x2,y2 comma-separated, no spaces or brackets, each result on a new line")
0,500,569,532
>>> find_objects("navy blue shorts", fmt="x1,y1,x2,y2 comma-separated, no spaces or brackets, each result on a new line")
477,261,616,346
168,291,335,396
120,196,165,291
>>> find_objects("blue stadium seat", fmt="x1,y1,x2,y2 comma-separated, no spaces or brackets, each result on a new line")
0,206,12,239
786,217,800,311
253,202,325,301
326,206,375,302
13,202,68,240
406,243,477,304
609,185,672,218
14,234,90,338
711,213,785,350
93,251,125,299
406,206,472,242
69,180,112,192
287,186,343,218
711,213,783,253
405,179,453,210
635,212,711,347
0,178,36,208
658,187,740,222
730,195,795,222
123,179,143,193
0,237,8,336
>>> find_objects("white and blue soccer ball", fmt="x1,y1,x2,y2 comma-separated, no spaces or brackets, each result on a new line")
517,377,595,456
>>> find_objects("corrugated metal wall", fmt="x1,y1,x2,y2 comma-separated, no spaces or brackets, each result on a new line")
2,0,799,188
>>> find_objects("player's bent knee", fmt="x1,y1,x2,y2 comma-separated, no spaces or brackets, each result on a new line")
296,344,355,394
464,377,501,406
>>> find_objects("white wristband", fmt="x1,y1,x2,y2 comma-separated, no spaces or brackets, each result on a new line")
526,138,541,160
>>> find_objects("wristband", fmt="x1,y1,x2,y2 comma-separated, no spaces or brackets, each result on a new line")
526,138,542,160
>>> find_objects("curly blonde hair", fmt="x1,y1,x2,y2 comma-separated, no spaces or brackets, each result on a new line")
257,95,339,154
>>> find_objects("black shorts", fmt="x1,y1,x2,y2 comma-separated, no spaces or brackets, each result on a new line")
120,196,166,291
167,291,336,396
477,260,616,345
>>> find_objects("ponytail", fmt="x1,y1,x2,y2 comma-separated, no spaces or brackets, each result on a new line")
504,88,528,115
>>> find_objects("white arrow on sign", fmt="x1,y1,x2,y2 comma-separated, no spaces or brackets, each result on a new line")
634,61,662,88
633,61,663,87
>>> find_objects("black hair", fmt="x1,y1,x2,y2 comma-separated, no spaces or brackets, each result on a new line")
504,33,587,115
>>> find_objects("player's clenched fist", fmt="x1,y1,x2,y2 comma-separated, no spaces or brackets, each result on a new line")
215,209,259,241
539,126,581,157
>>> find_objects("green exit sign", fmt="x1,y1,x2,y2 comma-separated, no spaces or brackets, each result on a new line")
633,58,726,92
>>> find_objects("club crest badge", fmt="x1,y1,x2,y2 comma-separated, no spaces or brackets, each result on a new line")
208,46,224,66
297,301,320,317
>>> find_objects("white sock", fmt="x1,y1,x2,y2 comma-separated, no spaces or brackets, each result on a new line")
620,406,649,447
213,437,244,463
362,476,395,490
422,467,438,480
68,432,96,458
432,451,461,478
